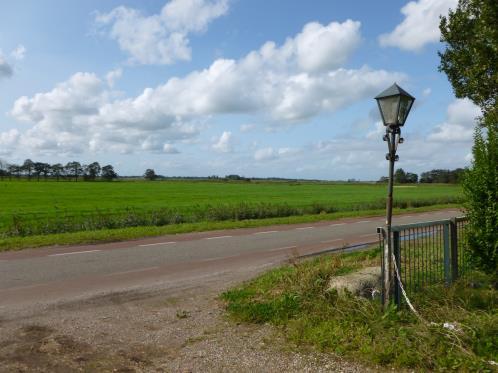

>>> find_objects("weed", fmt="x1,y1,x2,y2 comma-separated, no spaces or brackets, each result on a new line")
175,310,190,319
222,248,497,370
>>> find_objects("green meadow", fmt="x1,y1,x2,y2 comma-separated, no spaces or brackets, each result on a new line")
0,180,464,249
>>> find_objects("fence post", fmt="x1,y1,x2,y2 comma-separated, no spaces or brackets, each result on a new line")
393,231,401,308
443,223,451,286
449,218,459,282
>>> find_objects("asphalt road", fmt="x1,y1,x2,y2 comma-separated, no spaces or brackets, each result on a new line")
0,209,461,310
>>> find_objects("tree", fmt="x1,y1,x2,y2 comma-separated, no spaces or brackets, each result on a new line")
7,164,20,180
439,0,498,119
394,168,407,184
0,159,7,180
65,161,83,181
144,169,157,181
22,159,34,180
461,126,498,273
439,0,498,273
405,172,418,184
101,165,118,181
84,162,101,181
33,162,45,181
50,163,64,181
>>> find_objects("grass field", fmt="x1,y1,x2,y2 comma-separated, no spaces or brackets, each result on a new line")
0,180,462,236
222,248,497,370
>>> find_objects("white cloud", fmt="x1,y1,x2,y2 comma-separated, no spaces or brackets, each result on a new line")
366,121,385,140
239,123,256,133
294,20,361,72
160,0,229,32
11,44,26,60
105,68,123,87
163,143,180,153
94,20,401,124
4,19,402,157
212,131,234,153
428,98,480,142
95,0,229,65
379,0,457,51
254,147,276,161
253,146,300,162
0,56,13,79
0,129,20,155
8,72,200,156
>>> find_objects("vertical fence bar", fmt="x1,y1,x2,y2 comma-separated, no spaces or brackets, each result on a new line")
377,227,385,304
393,231,401,308
443,223,451,286
408,228,412,295
450,218,459,282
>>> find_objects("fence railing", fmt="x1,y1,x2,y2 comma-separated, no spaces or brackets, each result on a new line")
377,216,469,308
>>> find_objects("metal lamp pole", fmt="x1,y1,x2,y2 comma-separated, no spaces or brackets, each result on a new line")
383,126,402,307
374,83,415,308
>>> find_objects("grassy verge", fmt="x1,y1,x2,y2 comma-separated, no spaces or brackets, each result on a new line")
222,248,497,371
0,204,461,252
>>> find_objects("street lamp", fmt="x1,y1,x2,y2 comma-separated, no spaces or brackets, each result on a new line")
375,83,415,307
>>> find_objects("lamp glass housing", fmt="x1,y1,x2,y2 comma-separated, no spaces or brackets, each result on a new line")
375,83,415,127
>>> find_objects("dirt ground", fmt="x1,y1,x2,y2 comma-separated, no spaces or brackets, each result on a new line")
0,264,375,373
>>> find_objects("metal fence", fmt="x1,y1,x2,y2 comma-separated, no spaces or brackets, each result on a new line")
377,217,469,307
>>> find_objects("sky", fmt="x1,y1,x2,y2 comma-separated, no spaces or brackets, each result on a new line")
0,0,480,180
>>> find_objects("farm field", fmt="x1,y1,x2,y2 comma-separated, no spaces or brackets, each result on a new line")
0,180,463,237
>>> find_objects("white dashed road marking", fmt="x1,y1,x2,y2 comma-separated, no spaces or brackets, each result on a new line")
139,242,176,247
201,254,240,262
49,250,101,257
205,235,232,240
253,231,279,235
296,227,314,230
269,245,298,252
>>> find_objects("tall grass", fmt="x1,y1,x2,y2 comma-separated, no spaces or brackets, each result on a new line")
222,249,497,370
2,195,463,238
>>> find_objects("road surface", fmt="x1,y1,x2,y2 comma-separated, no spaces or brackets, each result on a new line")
0,209,461,311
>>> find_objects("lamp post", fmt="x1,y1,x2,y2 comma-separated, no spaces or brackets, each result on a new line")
375,83,415,308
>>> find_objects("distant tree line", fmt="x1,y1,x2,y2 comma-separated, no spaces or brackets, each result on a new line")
378,168,466,184
0,159,118,181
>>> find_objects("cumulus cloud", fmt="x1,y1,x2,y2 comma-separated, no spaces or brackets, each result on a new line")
294,20,361,72
11,44,26,60
105,68,123,87
0,56,13,79
239,123,256,133
4,19,402,157
8,72,200,155
212,131,234,153
253,146,300,162
254,147,276,161
379,0,457,51
163,143,180,153
0,129,20,155
428,98,481,142
95,0,229,65
95,19,401,124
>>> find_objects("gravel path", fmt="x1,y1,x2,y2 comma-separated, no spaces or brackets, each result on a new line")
0,264,375,372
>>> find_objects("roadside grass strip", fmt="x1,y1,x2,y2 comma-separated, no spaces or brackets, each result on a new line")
221,248,497,371
0,205,461,252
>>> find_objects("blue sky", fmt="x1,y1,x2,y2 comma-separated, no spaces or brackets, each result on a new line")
0,0,479,179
